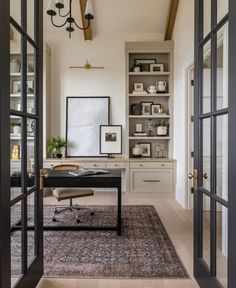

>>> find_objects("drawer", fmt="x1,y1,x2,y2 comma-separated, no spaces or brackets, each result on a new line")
130,162,173,169
106,162,126,169
80,162,106,169
130,169,173,193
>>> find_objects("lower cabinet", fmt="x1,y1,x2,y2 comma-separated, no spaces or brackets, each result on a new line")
130,169,174,193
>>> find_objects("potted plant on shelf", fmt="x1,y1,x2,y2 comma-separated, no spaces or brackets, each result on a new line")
47,136,67,158
153,121,168,136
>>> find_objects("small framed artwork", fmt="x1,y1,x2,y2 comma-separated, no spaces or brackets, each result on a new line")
139,142,152,157
150,64,164,72
134,83,144,92
12,80,21,94
100,125,122,155
141,102,153,115
134,59,156,65
151,104,162,115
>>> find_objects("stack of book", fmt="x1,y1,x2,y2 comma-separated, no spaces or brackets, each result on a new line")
133,132,148,137
132,91,148,95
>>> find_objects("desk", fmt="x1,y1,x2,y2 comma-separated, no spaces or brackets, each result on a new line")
43,170,122,236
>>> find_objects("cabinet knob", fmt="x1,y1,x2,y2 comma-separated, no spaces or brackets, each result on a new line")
139,164,143,167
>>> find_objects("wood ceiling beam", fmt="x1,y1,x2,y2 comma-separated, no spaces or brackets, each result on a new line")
164,0,179,41
79,0,92,41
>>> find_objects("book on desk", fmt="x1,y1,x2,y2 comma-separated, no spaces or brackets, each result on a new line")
68,168,110,177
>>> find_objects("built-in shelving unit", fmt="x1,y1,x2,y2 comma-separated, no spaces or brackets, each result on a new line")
126,42,174,159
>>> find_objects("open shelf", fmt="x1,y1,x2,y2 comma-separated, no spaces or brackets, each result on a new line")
128,93,170,97
128,72,170,76
129,136,171,140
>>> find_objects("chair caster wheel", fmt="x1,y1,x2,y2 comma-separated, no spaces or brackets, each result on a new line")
90,212,95,216
76,219,81,223
52,217,57,222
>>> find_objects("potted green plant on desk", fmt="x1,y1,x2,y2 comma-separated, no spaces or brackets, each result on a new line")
47,136,67,158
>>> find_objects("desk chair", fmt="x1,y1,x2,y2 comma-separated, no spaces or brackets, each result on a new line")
51,164,94,223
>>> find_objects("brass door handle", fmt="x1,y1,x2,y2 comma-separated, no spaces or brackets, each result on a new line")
188,169,198,191
40,169,48,190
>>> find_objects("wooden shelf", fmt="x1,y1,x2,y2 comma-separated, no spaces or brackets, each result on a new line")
128,72,170,76
128,93,170,97
129,115,170,119
11,134,34,140
129,136,171,140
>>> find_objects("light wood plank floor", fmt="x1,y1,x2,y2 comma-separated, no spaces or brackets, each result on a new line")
37,192,199,288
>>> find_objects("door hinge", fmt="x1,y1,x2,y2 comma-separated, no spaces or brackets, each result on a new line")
191,116,194,122
191,187,194,194
191,80,194,86
191,151,194,158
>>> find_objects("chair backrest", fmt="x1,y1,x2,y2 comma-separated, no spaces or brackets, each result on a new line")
52,164,80,171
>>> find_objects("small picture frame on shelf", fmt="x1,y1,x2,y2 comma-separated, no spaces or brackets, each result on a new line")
12,80,21,94
134,83,144,92
141,102,153,115
150,63,164,72
138,142,152,157
151,104,162,115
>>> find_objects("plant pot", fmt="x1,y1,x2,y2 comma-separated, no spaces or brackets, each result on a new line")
56,153,63,159
157,126,167,136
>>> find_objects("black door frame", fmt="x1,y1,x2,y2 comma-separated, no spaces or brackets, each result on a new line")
0,0,43,287
194,0,236,287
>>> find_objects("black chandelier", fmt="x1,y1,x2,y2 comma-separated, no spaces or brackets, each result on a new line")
46,0,94,38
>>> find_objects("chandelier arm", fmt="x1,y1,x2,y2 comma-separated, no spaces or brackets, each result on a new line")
73,19,90,30
51,15,68,28
58,8,71,18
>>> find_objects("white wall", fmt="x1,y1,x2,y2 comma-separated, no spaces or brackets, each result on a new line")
44,32,163,155
172,0,194,208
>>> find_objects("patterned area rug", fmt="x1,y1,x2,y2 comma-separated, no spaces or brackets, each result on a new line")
11,205,189,279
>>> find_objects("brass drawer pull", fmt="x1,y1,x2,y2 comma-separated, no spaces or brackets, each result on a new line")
143,180,161,183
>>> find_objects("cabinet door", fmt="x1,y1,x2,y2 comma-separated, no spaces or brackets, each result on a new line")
130,169,173,193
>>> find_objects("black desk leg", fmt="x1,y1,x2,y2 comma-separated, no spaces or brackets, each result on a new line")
117,182,122,236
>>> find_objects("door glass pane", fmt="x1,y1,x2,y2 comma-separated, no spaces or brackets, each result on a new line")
27,192,36,267
202,193,211,268
202,118,211,191
10,0,21,26
27,43,35,114
27,118,36,189
216,114,228,201
11,201,22,287
10,26,22,112
10,116,22,200
203,0,211,38
216,202,228,288
217,0,229,23
217,23,228,110
203,41,211,114
27,0,35,40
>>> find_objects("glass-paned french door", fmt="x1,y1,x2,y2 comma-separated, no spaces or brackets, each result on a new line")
194,0,236,287
0,1,43,288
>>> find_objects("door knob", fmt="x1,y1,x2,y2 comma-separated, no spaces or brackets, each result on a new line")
188,169,198,191
40,169,48,190
188,173,194,180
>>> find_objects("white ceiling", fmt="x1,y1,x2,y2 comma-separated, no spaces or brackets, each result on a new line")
43,0,171,35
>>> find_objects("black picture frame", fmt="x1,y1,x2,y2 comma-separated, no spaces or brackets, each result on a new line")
138,142,152,157
65,96,110,158
141,101,153,115
100,125,122,156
